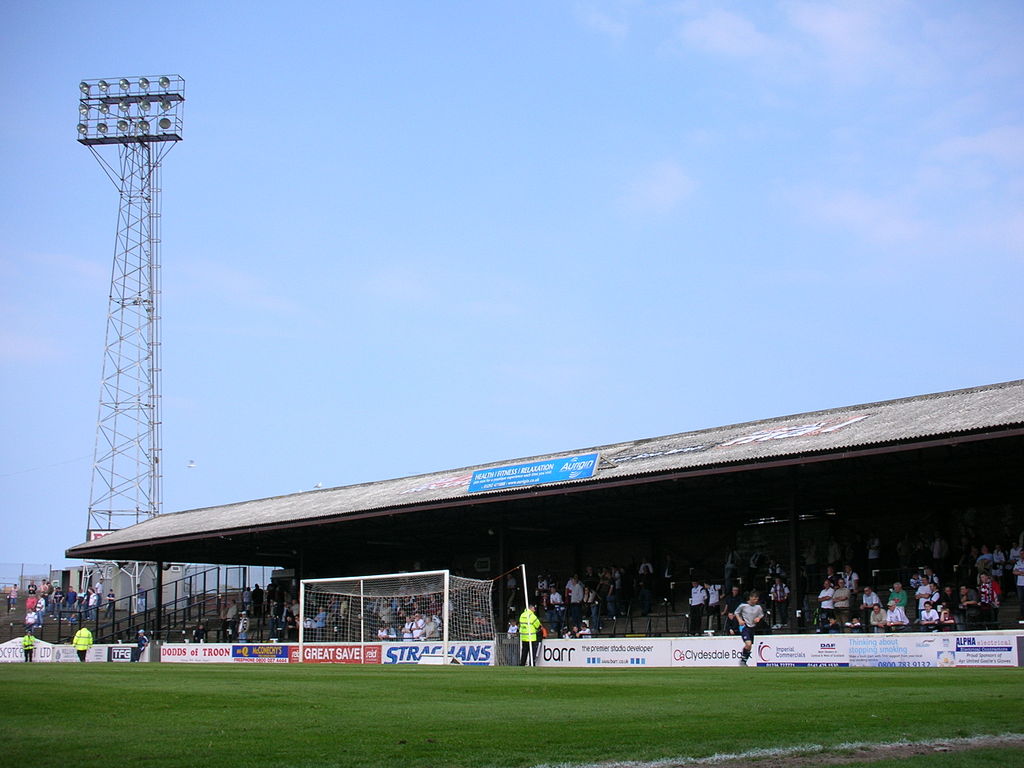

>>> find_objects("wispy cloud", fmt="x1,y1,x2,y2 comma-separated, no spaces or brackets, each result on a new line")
575,2,630,41
620,161,696,215
933,125,1024,166
679,8,779,58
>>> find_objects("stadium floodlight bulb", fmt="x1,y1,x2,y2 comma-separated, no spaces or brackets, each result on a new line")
99,102,110,114
98,80,109,92
97,122,108,134
160,99,172,111
117,119,129,132
158,117,172,130
138,120,150,133
158,76,170,88
119,78,130,90
79,103,90,116
139,77,150,90
139,100,150,112
80,81,90,94
119,100,130,113
77,123,88,135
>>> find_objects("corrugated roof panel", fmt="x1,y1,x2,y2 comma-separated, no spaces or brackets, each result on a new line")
68,379,1024,554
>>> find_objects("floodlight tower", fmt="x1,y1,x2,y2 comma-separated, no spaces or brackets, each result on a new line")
77,76,184,588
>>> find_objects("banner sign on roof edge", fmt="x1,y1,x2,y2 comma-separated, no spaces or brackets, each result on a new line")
468,452,600,494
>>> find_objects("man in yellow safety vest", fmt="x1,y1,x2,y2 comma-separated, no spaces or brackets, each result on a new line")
22,632,35,663
518,603,542,666
72,625,93,662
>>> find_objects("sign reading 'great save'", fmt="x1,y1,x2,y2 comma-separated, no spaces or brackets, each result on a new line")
468,452,599,494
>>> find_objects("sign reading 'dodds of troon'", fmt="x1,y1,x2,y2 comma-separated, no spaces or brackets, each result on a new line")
468,452,600,493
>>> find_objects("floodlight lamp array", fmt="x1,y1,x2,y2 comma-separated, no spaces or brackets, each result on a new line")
77,75,185,145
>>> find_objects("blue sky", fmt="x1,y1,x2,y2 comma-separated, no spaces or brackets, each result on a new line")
1,1,1021,569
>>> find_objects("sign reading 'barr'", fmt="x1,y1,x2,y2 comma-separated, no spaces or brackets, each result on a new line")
468,452,600,494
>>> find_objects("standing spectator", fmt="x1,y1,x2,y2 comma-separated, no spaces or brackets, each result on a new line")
565,575,584,629
72,626,93,661
841,564,860,594
241,586,252,614
723,586,744,635
221,598,238,642
22,632,35,662
131,629,149,662
770,577,786,630
816,579,835,631
977,573,999,629
26,581,37,596
135,586,147,615
65,586,78,618
106,589,116,618
546,585,565,636
914,578,937,617
237,611,251,641
735,591,764,667
832,579,852,629
705,582,722,632
7,584,17,613
688,580,708,636
193,623,207,643
1013,553,1024,624
251,584,265,619
518,603,541,666
931,532,950,577
86,588,100,621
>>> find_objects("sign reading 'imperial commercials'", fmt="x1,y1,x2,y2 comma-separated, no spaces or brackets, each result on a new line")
468,452,600,494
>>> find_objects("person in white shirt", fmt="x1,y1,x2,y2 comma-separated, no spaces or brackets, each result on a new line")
817,579,835,631
918,601,940,631
885,601,909,631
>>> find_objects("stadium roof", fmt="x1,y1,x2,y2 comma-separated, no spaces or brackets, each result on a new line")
66,379,1024,567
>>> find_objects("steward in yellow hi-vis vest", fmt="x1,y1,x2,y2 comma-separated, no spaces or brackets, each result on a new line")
518,605,542,666
72,626,93,662
22,632,35,663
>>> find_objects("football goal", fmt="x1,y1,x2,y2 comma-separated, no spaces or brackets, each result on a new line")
299,568,519,662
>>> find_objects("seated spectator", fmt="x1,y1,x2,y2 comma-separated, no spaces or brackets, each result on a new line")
887,582,909,614
918,601,940,631
914,578,938,616
845,615,863,632
859,585,881,629
192,623,207,642
832,578,852,629
938,607,957,631
885,601,909,631
869,604,887,633
958,585,980,630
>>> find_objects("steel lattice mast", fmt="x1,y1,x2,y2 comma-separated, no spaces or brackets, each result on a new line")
77,76,184,568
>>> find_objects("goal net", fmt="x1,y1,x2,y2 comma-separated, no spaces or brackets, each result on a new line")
299,569,498,661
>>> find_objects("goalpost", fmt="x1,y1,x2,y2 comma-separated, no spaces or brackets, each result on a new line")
299,569,504,663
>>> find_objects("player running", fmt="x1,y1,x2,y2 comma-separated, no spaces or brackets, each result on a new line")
735,591,764,666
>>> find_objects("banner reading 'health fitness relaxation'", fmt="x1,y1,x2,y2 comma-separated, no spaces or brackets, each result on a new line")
468,453,600,493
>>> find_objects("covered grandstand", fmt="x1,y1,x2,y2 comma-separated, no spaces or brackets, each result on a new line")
67,379,1023,628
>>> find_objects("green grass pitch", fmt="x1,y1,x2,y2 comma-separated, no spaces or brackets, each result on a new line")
2,665,1022,767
